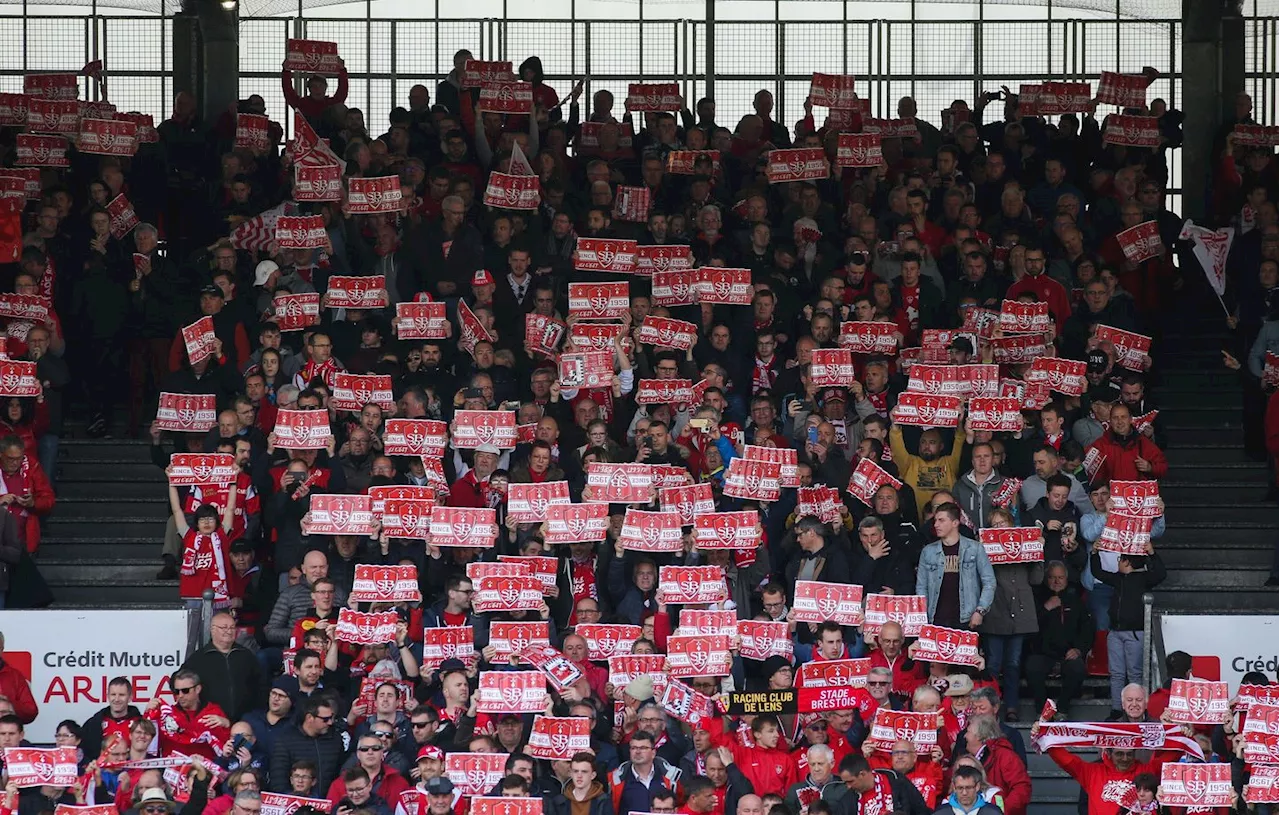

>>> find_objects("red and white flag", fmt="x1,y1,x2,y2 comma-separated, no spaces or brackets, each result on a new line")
274,409,333,450
3,747,79,787
618,509,684,552
1116,221,1163,264
657,565,727,605
808,73,859,109
451,410,518,449
665,150,720,175
234,113,270,152
350,564,420,603
345,176,402,214
1109,480,1161,518
284,39,342,73
979,527,1044,565
696,268,753,305
181,316,216,365
78,118,137,156
585,462,655,503
847,457,903,506
461,59,514,88
574,237,637,274
24,73,79,100
1159,763,1233,808
999,299,1051,334
650,270,699,307
737,620,793,661
445,753,507,797
0,360,39,398
472,575,542,613
259,793,333,815
294,163,342,202
578,624,642,661
839,321,899,354
27,98,80,135
835,134,883,168
636,378,694,406
913,625,982,666
1026,357,1088,396
471,799,542,815
667,635,733,677
1035,81,1093,114
893,393,962,428
635,245,694,277
1096,71,1148,107
329,373,395,412
1094,325,1152,371
607,655,667,693
422,627,475,669
568,282,630,320
483,171,540,211
107,194,140,240
326,275,387,309
476,671,546,713
118,112,157,145
1167,678,1231,725
1245,763,1279,804
862,594,928,637
525,716,592,760
797,486,843,525
155,393,217,432
382,419,447,456
429,506,498,549
379,499,433,540
1234,123,1280,147
677,609,738,638
497,556,558,592
506,481,570,523
636,316,699,352
334,608,398,645
524,313,566,356
660,680,716,725
658,484,713,526
545,503,609,544
625,83,681,112
367,485,434,516
1096,513,1152,555
1179,219,1234,297
305,495,375,536
989,333,1047,365
968,397,1023,433
692,510,758,549
613,185,652,222
1244,703,1279,763
792,581,864,626
273,293,321,331
15,134,69,168
766,148,829,183
395,301,448,340
520,644,584,692
723,457,781,501
488,621,550,659
478,81,534,114
275,215,327,250
168,453,237,487
867,710,939,754
0,94,28,127
810,349,856,387
1103,114,1160,147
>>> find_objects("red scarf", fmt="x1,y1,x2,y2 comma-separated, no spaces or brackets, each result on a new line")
753,355,779,394
865,388,889,418
40,256,55,300
299,357,339,387
179,529,230,601
857,773,897,815
900,285,921,329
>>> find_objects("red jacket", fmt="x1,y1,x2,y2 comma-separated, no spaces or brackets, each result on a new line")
1086,431,1169,483
979,737,1032,815
0,660,37,723
146,701,231,761
282,69,349,120
1006,274,1073,335
729,740,799,798
867,650,925,697
0,456,55,553
1047,747,1175,814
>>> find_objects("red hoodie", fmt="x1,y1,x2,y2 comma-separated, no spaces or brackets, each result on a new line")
728,738,798,798
1047,747,1177,815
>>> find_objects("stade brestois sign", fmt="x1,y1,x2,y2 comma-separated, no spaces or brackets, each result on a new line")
0,609,193,737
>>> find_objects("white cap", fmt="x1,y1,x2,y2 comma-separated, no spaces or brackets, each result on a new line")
254,260,280,287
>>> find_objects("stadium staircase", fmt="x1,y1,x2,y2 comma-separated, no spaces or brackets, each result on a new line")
33,305,1278,813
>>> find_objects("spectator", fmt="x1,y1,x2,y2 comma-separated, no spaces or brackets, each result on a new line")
915,503,995,630
270,698,345,795
1090,544,1166,715
963,716,1030,815
180,612,266,721
1024,561,1094,717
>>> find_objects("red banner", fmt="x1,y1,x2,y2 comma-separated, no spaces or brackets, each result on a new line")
657,565,727,605
665,150,721,175
445,753,507,797
429,506,498,549
967,397,1023,433
334,608,398,645
107,194,139,240
483,171,540,210
574,237,638,274
666,635,733,677
1094,325,1153,371
765,148,829,183
461,59,514,88
24,73,78,100
234,113,270,152
27,98,79,135
423,627,475,669
1035,81,1093,114
326,275,387,309
846,457,903,506
636,378,694,406
808,73,859,108
796,659,872,712
167,453,236,487
585,461,656,502
524,313,565,356
545,503,610,544
294,163,342,202
1109,480,1161,518
506,481,570,523
660,680,716,725
471,799,543,815
607,655,668,692
275,215,327,250
862,118,919,139
893,393,962,428
797,485,842,524
578,624,642,661
379,499,433,540
284,39,342,73
181,316,216,365
478,81,534,114
489,622,550,659
612,185,652,222
696,267,752,305
1234,123,1280,147
661,483,715,525
0,293,45,324
835,133,883,168
1159,763,1233,808
979,527,1044,565
1026,357,1088,395
274,409,333,450
1246,763,1279,804
520,644,584,692
15,134,68,167
625,83,682,112
577,122,634,149
0,167,41,200
1116,220,1163,264
723,457,782,501
345,176,402,214
862,594,928,637
792,580,864,625
914,624,982,666
78,118,137,156
839,321,900,354
1244,703,1279,763
273,293,321,331
568,281,630,320
305,495,375,536
989,333,1047,365
381,419,447,456
867,710,940,754
350,564,420,603
1096,72,1148,107
650,270,698,307
525,716,591,760
999,299,1051,334
330,372,395,412
259,793,334,815
1096,513,1152,555
636,245,694,277
473,575,542,613
1167,679,1231,725
497,556,558,592
4,747,78,787
367,485,434,516
451,410,518,449
0,93,27,127
677,609,738,637
618,509,684,552
558,352,615,390
1104,114,1160,147
154,393,217,432
737,620,793,660
395,301,448,340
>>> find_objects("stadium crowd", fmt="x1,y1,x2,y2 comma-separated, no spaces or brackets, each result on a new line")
0,40,1274,815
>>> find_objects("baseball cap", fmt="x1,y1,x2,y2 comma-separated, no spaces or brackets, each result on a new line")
471,269,495,287
474,443,501,456
819,388,847,404
1087,383,1121,404
200,284,225,299
416,745,444,762
949,336,975,356
1086,349,1109,373
425,777,455,796
229,540,255,554
254,260,280,287
944,674,975,697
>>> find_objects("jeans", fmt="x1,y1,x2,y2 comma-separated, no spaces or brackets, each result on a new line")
984,634,1026,712
1106,630,1143,710
1088,584,1113,631
37,434,58,490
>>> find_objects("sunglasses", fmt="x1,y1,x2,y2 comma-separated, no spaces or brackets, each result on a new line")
358,745,383,752
412,721,436,728
173,686,197,695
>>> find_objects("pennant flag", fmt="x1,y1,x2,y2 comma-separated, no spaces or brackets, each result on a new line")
510,140,535,176
1178,219,1234,297
230,202,295,251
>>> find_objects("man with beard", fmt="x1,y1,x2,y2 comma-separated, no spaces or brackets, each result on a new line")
1117,372,1167,449
1019,446,1092,516
889,419,967,518
1086,403,1168,482
952,442,1013,531
337,427,375,493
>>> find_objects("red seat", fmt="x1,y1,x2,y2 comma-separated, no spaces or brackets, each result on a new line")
1086,630,1110,676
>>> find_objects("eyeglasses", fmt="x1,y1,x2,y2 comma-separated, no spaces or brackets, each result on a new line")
867,681,890,687
173,686,197,695
412,720,436,728
314,714,334,723
358,745,383,752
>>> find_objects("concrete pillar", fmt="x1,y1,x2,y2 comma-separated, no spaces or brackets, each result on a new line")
1181,0,1242,221
175,0,239,124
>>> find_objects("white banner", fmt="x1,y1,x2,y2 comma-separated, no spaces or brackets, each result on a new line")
0,610,194,737
1160,615,1279,694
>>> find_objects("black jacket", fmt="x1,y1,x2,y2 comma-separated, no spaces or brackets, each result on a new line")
269,723,346,795
180,642,268,721
784,539,855,590
1090,550,1165,632
80,703,143,760
1031,586,1095,660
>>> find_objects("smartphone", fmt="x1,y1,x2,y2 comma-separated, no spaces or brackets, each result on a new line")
807,426,820,445
231,734,248,755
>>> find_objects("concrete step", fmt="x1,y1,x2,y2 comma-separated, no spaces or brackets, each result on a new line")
1160,547,1275,569
1166,426,1243,446
50,600,188,610
1162,446,1258,464
1163,462,1270,483
1159,484,1275,503
58,439,155,463
56,480,168,500
1164,503,1277,525
1152,390,1241,409
1157,371,1242,389
47,581,178,604
37,540,160,560
56,460,165,482
1157,525,1276,547
40,559,173,584
53,497,169,520
1162,567,1271,588
44,517,166,539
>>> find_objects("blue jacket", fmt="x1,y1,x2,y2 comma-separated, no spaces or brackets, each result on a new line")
916,536,996,623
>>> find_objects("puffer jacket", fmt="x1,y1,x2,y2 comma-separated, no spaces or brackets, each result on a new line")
952,469,1014,530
